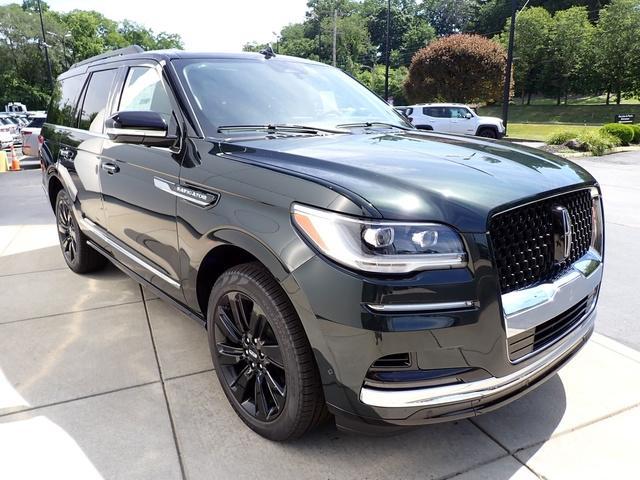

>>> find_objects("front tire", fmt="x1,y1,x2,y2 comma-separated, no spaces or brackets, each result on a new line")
477,127,498,139
55,189,106,274
207,262,327,441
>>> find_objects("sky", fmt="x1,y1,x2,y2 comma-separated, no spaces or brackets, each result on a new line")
1,0,310,51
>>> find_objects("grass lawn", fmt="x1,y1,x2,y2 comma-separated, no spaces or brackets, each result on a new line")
506,123,600,142
478,104,640,124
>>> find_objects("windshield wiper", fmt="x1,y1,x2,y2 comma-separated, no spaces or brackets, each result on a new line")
337,121,413,131
217,124,350,135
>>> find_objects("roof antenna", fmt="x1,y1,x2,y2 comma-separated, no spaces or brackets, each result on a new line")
259,44,276,59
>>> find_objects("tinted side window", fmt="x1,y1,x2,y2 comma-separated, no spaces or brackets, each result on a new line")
47,74,86,127
424,107,447,118
28,117,46,128
79,69,117,133
119,67,173,124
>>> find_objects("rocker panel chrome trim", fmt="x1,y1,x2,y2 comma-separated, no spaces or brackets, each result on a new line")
80,217,181,289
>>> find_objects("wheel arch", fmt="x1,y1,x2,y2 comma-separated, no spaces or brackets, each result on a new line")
47,174,64,211
193,229,292,318
476,125,499,137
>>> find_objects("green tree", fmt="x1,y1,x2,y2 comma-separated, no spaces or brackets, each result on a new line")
544,6,595,104
419,0,476,36
498,7,553,104
595,0,640,103
405,34,508,104
354,65,409,104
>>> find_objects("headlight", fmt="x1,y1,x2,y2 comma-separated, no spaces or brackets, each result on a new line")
291,204,467,274
590,187,603,256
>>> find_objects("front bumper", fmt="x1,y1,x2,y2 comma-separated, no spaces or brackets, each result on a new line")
360,305,594,410
287,229,601,433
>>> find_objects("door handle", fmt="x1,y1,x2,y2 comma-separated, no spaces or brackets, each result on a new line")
102,163,120,174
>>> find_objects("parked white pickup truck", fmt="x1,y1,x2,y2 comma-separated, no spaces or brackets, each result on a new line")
404,103,505,139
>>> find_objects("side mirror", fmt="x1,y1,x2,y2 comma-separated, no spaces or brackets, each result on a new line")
464,113,473,119
105,111,176,147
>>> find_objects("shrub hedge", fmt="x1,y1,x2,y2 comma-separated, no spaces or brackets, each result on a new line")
578,131,620,156
547,130,576,145
630,124,640,144
600,123,635,145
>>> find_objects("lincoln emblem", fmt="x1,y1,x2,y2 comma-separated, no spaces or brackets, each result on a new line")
551,205,573,262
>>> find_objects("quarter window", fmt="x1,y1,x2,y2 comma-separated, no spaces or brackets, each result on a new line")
79,69,117,133
119,67,173,124
48,74,86,128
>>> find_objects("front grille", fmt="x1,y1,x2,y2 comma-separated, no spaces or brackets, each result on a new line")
489,189,592,294
508,297,588,361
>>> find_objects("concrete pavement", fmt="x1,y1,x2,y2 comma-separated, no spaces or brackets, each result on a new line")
1,167,639,479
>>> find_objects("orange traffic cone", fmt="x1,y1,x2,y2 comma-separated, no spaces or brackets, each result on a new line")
8,145,20,171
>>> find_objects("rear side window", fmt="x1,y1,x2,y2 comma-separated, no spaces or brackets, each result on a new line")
79,69,117,133
119,67,173,124
48,74,86,127
423,107,449,118
27,117,46,128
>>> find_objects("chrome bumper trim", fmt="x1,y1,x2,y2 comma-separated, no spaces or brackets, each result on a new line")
502,249,602,338
359,307,594,408
79,217,181,289
366,301,475,313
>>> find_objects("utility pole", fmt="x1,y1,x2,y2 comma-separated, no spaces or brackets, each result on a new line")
501,0,517,133
332,8,337,67
36,0,54,90
384,0,391,102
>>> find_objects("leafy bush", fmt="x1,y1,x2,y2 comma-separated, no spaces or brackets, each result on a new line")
547,129,577,145
600,123,635,145
577,131,620,156
630,124,640,144
405,34,507,104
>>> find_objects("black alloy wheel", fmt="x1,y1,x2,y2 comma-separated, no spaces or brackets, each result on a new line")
55,189,106,274
207,263,327,441
214,291,287,421
57,195,78,264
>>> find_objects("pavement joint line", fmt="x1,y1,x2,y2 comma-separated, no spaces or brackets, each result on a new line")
0,224,23,257
0,266,68,278
468,417,512,453
140,285,187,480
507,401,640,456
164,368,216,382
436,452,513,480
0,299,144,327
0,380,160,420
592,333,640,363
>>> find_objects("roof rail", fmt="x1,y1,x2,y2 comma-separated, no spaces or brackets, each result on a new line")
70,45,144,69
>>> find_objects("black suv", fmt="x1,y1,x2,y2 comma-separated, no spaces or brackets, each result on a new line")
41,46,604,441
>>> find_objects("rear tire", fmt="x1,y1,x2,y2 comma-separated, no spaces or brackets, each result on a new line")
477,127,497,139
55,189,106,274
207,262,327,441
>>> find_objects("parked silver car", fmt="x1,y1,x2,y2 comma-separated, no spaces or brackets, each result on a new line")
20,115,46,157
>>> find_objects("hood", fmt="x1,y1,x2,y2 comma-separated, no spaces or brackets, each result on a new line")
478,116,504,126
220,131,595,232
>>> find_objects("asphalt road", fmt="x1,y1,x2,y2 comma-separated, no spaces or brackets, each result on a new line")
573,151,640,350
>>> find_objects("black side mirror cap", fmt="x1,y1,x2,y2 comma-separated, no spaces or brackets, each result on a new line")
105,111,176,147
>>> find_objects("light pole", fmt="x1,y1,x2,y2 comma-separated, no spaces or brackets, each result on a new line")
272,31,280,54
501,0,517,133
383,0,391,102
48,31,72,69
36,0,53,90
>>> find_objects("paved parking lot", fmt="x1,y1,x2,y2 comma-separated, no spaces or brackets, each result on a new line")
1,157,640,479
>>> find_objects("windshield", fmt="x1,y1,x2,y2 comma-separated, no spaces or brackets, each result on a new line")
173,57,411,136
